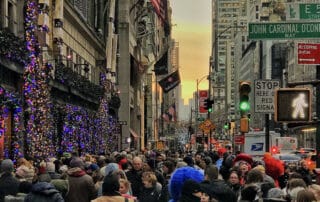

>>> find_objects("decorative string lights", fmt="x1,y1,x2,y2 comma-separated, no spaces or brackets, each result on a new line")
0,1,120,159
23,0,53,159
0,87,24,162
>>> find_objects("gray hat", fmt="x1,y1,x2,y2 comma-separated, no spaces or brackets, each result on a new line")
1,159,14,173
69,157,85,169
267,188,284,199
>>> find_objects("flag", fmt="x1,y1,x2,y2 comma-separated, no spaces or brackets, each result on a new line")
150,0,166,22
168,103,177,122
162,113,170,122
158,70,181,93
154,51,168,75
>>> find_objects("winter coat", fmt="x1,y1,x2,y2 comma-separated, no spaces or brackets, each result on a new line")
297,167,313,186
0,172,20,202
24,182,64,202
3,193,27,202
15,165,35,183
228,182,242,199
65,167,97,202
278,173,289,189
200,179,237,202
138,186,161,202
125,169,143,198
91,195,135,202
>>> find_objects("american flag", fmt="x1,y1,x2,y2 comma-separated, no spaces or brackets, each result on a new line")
150,0,166,22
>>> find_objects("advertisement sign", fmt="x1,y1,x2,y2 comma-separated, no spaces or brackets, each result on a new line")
199,90,208,114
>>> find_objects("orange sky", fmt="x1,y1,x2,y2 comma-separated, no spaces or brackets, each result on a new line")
170,0,211,104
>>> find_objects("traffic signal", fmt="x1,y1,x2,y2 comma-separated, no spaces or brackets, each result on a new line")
204,99,214,112
204,98,209,110
224,122,229,129
240,117,249,133
239,81,251,112
274,88,311,122
271,146,279,154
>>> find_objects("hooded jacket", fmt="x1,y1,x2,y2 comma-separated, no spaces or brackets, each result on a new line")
65,167,97,202
24,182,64,202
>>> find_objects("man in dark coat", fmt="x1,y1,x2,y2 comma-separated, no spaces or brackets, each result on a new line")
126,156,144,198
24,182,64,202
200,165,237,202
0,159,20,202
65,157,97,202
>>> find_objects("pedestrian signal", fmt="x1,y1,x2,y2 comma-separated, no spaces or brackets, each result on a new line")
274,88,311,122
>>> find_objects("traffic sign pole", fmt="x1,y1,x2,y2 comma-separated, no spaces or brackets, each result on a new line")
316,66,320,168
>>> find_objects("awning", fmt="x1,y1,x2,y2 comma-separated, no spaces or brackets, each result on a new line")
129,128,140,139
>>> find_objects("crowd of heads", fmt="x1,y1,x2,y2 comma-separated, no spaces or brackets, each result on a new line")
0,148,319,202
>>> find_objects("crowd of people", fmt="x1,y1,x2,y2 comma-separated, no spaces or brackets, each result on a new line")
0,148,319,202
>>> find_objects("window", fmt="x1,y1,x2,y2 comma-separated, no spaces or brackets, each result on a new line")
84,62,90,79
66,47,73,68
75,54,81,74
74,0,88,20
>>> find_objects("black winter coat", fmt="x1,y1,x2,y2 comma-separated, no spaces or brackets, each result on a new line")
24,182,64,202
138,186,161,202
0,172,20,202
126,169,143,198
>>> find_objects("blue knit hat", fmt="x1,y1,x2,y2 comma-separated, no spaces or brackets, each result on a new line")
169,166,204,202
104,163,119,176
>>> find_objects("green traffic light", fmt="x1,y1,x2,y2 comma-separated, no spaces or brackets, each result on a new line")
240,101,250,111
224,124,228,129
208,108,212,113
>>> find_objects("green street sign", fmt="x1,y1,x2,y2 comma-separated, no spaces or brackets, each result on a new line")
248,22,320,40
286,4,320,20
300,4,320,20
197,117,205,121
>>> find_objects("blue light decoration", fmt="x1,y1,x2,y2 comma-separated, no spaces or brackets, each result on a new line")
59,103,109,155
23,0,54,159
0,86,24,162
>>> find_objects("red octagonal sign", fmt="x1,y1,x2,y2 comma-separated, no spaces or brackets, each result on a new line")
298,43,320,65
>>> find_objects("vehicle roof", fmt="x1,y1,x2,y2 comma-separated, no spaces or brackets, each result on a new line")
273,154,301,161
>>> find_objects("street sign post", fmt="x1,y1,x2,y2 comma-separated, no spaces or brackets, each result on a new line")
234,135,244,145
286,4,320,20
248,22,320,39
254,79,280,113
298,43,320,65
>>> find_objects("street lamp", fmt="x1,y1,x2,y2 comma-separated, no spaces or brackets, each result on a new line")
127,137,132,150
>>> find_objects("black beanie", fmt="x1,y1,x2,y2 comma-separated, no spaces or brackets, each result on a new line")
102,173,121,196
147,159,157,170
183,156,194,166
181,179,202,195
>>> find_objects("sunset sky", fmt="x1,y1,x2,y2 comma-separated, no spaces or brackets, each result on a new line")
170,0,211,104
